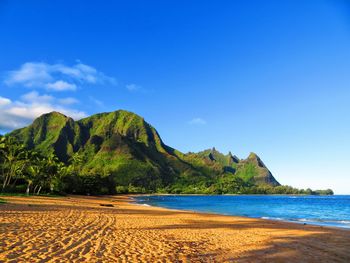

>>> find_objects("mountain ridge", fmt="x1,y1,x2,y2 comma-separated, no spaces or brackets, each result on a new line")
9,110,280,193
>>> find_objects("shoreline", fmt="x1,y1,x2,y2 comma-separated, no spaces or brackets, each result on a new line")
1,194,350,262
130,194,350,230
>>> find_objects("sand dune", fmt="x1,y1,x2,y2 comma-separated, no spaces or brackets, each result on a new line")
1,195,349,262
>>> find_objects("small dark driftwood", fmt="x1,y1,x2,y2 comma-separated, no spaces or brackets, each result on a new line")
99,204,114,207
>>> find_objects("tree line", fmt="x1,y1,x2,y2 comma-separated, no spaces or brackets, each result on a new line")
0,135,333,196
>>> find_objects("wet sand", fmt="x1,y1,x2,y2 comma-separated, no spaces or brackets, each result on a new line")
0,195,349,262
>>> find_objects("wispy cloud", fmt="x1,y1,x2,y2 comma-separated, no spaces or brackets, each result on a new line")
4,62,117,92
21,91,53,104
46,80,77,91
188,117,207,125
126,83,141,92
58,97,79,105
0,91,86,130
89,96,104,107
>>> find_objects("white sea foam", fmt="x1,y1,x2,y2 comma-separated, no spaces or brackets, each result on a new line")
297,218,311,222
261,216,284,221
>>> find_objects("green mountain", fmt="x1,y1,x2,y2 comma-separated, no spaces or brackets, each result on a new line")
9,110,280,193
187,148,280,186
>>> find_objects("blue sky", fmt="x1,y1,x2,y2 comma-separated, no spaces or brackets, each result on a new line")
0,0,349,193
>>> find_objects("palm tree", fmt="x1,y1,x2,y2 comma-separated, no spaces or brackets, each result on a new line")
0,136,5,151
25,151,42,195
32,153,60,195
1,137,27,192
44,153,60,193
0,136,5,184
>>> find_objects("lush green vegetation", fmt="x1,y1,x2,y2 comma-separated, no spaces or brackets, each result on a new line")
1,110,333,196
0,135,333,196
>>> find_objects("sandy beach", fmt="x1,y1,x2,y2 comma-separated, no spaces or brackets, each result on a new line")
1,195,349,262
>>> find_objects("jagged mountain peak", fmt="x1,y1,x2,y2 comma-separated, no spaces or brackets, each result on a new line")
245,152,267,168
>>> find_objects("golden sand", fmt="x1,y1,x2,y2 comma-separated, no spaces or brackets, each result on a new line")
0,195,349,262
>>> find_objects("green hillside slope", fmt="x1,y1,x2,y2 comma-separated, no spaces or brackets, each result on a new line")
10,110,280,194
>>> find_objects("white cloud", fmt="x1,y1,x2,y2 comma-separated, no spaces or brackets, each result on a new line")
46,80,77,91
4,61,116,92
21,91,53,104
188,118,207,125
4,62,52,87
0,92,86,130
0,96,11,107
0,61,118,131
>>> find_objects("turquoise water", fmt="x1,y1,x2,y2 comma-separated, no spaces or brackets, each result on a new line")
134,195,350,229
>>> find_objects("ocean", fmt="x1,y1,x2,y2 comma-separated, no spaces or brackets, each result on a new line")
134,195,350,229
